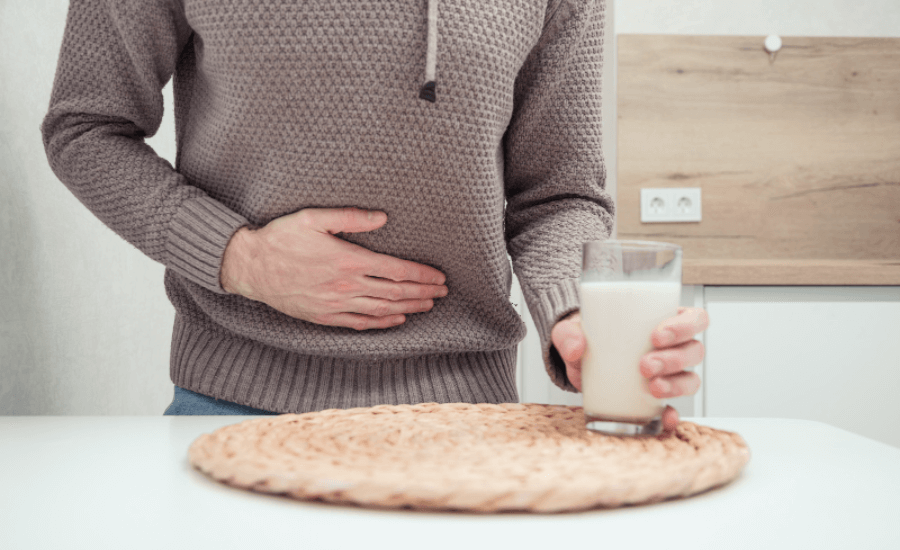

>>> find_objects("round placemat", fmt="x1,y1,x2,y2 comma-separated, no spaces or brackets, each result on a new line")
188,402,750,513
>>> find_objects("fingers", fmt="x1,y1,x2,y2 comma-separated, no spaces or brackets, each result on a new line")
640,339,705,378
566,362,583,392
302,207,447,286
651,307,710,349
307,296,439,331
648,371,701,399
296,207,388,235
642,337,703,399
242,207,453,331
366,253,447,285
315,312,408,332
551,312,585,364
317,293,443,330
662,405,680,433
345,296,437,318
363,276,449,302
551,311,585,391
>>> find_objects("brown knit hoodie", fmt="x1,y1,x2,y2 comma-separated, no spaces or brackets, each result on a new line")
40,0,613,413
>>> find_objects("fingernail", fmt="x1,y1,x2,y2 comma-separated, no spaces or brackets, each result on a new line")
657,379,672,394
648,359,663,376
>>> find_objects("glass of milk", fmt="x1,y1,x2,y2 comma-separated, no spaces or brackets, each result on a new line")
580,240,682,436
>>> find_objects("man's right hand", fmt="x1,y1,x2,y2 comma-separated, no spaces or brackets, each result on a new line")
220,207,449,331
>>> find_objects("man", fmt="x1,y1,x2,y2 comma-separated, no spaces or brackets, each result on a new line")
41,0,704,427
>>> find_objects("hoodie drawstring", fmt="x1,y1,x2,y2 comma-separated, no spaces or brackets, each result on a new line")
419,0,438,102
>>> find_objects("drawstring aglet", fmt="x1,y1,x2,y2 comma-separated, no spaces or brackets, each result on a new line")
419,0,438,103
419,82,436,102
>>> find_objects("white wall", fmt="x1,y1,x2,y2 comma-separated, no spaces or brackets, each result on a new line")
2,1,898,415
2,1,177,414
615,0,900,36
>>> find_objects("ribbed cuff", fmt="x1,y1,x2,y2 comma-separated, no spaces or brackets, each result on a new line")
165,196,249,294
527,278,582,393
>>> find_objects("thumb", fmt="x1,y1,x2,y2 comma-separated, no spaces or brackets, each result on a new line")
552,313,585,391
306,207,388,235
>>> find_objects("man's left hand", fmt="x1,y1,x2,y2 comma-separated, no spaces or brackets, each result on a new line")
550,307,709,432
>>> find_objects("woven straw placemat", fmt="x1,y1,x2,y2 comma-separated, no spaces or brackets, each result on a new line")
188,402,750,513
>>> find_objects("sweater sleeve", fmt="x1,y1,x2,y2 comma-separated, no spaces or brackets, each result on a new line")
39,0,249,294
503,0,615,393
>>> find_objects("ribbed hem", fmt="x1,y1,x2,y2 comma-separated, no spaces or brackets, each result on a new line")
165,196,249,294
169,315,520,413
527,278,581,393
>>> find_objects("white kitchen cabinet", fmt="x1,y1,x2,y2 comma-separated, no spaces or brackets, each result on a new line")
514,282,900,449
704,286,900,449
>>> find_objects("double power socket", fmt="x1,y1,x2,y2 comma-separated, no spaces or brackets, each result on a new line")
640,188,702,223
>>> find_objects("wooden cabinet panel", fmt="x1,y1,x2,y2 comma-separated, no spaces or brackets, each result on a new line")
618,35,900,285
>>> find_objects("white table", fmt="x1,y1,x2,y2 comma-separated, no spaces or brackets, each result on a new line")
1,416,898,550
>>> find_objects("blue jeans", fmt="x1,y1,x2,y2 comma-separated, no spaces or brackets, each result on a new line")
163,386,277,415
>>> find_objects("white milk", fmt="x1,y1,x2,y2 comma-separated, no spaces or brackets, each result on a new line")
579,280,681,420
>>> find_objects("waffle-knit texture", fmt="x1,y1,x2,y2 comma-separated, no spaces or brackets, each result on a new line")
40,0,614,413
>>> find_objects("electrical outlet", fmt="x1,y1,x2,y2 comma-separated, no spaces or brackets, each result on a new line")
641,188,702,223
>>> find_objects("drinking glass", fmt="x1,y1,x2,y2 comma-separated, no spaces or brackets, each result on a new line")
580,240,682,436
